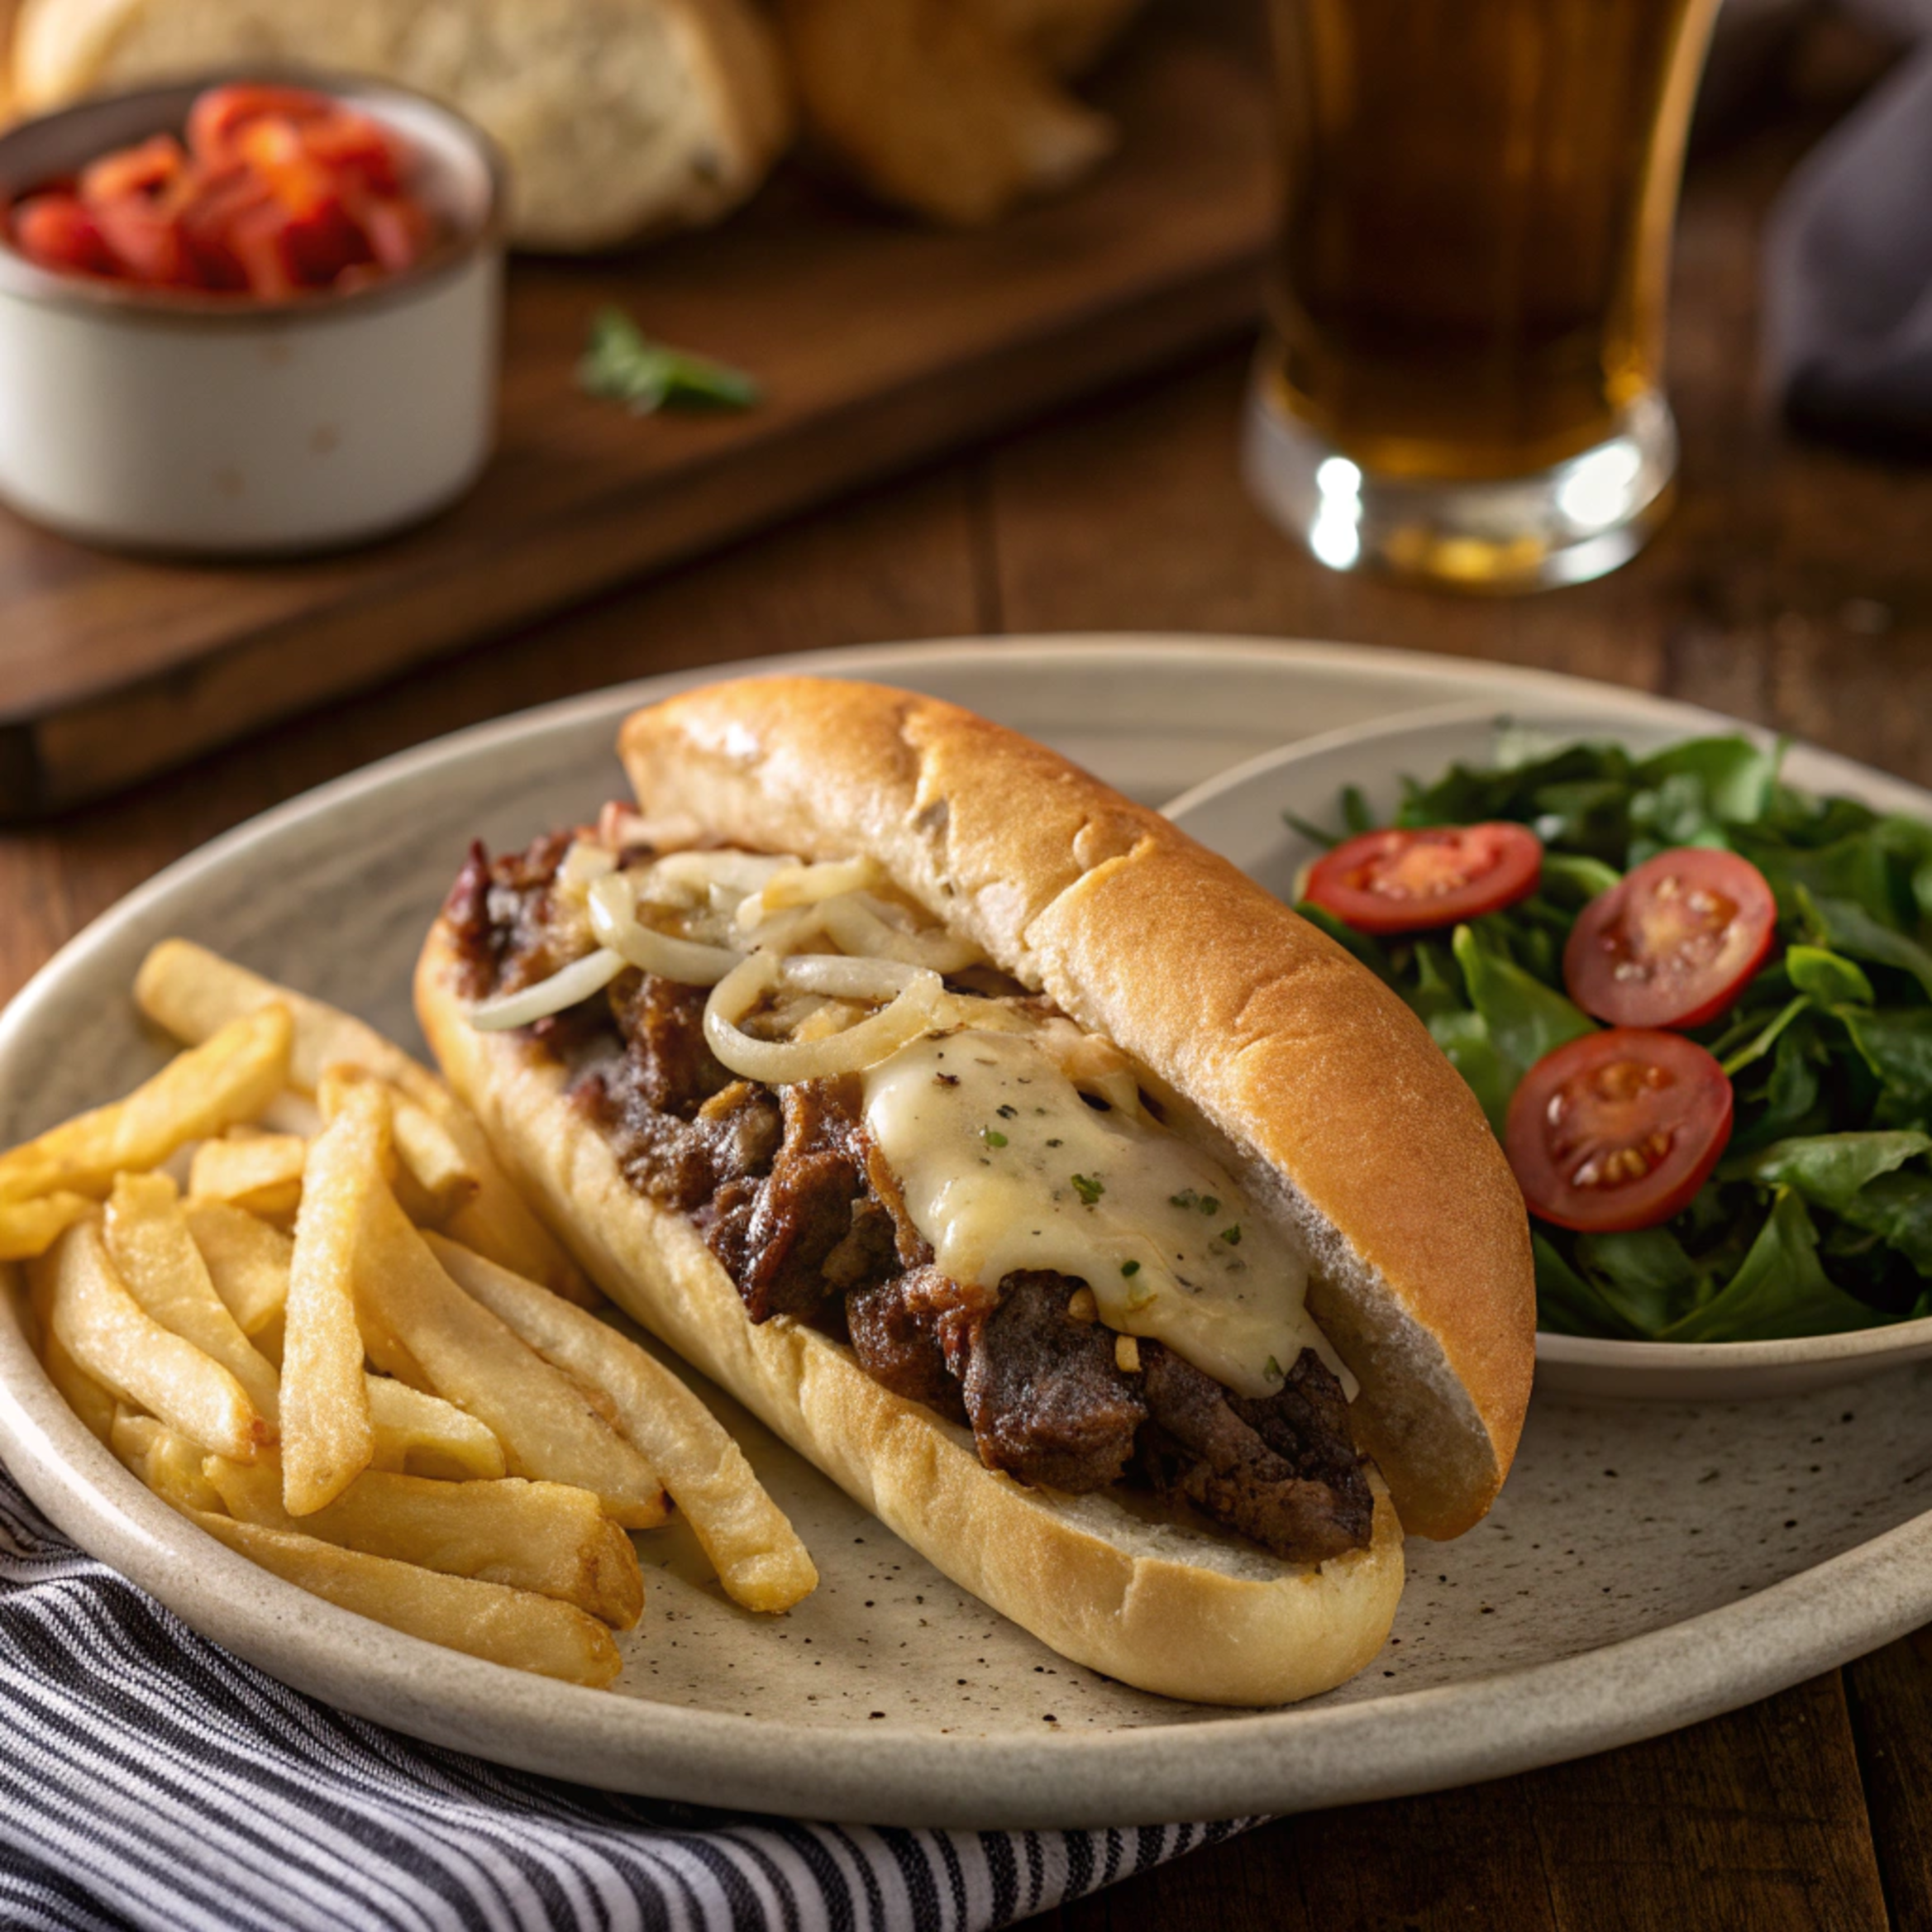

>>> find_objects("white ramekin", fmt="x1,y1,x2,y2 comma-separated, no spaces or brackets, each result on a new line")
0,73,505,556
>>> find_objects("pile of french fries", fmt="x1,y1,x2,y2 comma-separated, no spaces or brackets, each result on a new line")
0,940,817,1688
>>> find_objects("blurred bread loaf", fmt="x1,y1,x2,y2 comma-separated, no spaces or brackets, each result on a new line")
980,0,1144,79
776,0,1142,226
10,0,794,250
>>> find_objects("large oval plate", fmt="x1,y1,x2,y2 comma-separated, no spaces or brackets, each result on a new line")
4,636,1932,1829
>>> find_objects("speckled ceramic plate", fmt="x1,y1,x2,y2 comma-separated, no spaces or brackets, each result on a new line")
1164,696,1932,1402
4,636,1932,1830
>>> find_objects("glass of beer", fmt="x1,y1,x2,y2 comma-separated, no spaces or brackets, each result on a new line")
1243,0,1722,591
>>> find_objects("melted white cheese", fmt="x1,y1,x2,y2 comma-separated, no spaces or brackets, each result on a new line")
862,1027,1324,1398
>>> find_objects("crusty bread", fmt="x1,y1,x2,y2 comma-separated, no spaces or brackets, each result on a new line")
0,0,23,117
12,0,794,250
417,918,1407,1705
613,677,1536,1540
980,0,1144,78
776,0,1119,226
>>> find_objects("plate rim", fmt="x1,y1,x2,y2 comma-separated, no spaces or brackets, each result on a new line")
7,631,1932,1829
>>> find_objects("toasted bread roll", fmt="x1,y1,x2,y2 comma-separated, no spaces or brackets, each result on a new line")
777,0,1116,226
417,677,1535,1703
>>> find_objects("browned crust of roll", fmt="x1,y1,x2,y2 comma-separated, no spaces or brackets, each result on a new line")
417,924,1405,1707
615,676,1535,1539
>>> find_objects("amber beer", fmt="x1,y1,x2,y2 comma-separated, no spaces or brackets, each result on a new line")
1247,0,1720,586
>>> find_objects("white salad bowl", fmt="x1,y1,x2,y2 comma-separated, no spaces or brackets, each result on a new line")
0,72,504,556
1163,694,1932,1400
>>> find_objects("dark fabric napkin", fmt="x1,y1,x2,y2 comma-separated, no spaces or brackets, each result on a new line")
1764,7,1932,451
0,1470,1247,1932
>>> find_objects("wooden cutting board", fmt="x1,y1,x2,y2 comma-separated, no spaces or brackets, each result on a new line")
0,0,1271,818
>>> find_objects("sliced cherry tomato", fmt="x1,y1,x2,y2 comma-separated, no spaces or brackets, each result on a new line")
1505,1028,1734,1233
1563,847,1777,1029
11,193,118,277
1303,822,1543,935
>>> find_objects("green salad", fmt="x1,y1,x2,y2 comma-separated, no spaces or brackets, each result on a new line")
1290,731,1932,1344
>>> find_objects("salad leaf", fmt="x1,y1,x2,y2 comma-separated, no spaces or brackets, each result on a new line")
1532,1234,1648,1339
1424,1009,1518,1138
1725,1018,1833,1152
1661,1192,1885,1342
1295,900,1396,982
1717,995,1809,1078
1449,924,1594,1080
1747,1131,1932,1213
1838,1171,1932,1276
1784,946,1874,1007
1537,852,1622,903
1398,742,1637,859
1571,1226,1704,1336
1636,736,1781,823
1627,770,1732,858
1838,1007,1932,1118
1810,897,1932,999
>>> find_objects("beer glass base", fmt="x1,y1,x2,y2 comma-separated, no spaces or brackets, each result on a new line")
1241,383,1678,593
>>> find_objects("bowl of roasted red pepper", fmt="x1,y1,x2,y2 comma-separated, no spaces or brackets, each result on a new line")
0,74,504,553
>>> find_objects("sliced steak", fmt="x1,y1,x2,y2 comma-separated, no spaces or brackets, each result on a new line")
611,972,732,1116
444,842,496,996
847,1266,981,1421
695,1080,785,1178
961,1271,1147,1492
1138,1344,1371,1562
737,1081,886,1321
445,832,575,998
580,1050,783,1214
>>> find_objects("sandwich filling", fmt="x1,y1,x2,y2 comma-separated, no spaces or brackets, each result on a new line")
444,813,1375,1566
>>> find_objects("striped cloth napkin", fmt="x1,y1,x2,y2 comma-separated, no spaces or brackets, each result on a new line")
0,1471,1247,1932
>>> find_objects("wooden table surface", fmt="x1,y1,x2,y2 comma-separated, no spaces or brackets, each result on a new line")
3,16,1930,1932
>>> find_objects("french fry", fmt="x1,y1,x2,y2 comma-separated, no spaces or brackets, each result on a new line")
104,1173,280,1424
34,1221,269,1462
184,1200,292,1340
0,1190,96,1262
389,1097,479,1220
112,1411,225,1515
365,1376,506,1481
441,1189,594,1313
203,1458,643,1629
0,1005,293,1206
139,940,430,1097
355,1185,665,1528
256,1091,323,1139
314,1066,473,1228
281,1083,385,1515
191,1510,623,1687
317,1070,476,1221
430,1235,818,1613
188,1131,307,1219
134,940,594,1305
41,1330,117,1444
